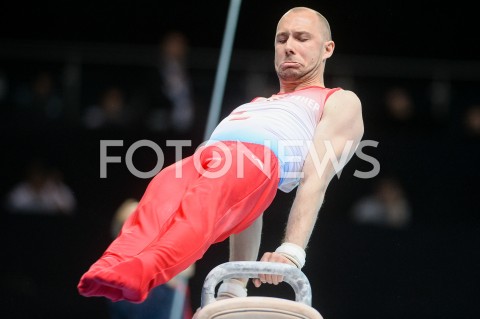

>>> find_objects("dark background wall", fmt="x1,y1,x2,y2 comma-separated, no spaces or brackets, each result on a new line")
1,1,479,318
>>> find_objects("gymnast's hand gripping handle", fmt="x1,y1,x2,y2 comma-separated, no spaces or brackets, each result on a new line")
200,261,313,307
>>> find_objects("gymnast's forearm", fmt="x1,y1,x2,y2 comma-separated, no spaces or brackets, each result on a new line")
283,174,327,250
228,215,263,285
229,214,263,261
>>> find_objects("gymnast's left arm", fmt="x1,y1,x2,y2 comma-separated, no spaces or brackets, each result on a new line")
216,216,263,298
254,89,364,287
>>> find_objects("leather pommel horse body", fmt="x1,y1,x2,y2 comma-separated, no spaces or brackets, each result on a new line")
194,261,323,319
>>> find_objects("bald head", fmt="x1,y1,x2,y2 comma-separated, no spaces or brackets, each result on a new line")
274,6,335,91
278,7,332,41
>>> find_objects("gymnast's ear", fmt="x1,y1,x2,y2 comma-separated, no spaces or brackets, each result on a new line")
323,40,335,60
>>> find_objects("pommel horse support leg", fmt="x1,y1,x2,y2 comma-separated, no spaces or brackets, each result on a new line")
194,261,323,319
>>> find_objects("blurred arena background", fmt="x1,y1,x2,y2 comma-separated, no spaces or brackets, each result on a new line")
1,1,478,318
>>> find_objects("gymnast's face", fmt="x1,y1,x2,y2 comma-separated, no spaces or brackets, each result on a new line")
274,9,333,85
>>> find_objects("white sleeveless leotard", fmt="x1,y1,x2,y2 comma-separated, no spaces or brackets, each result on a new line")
208,86,340,192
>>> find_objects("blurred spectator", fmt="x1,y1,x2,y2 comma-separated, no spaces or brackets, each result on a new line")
108,198,195,319
12,70,64,124
5,160,76,215
385,86,414,123
351,176,411,229
83,86,133,130
462,104,480,139
146,31,195,133
376,85,428,137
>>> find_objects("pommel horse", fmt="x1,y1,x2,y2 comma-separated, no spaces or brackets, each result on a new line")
194,261,323,319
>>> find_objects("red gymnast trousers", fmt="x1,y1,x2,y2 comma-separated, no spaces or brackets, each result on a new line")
77,141,279,303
